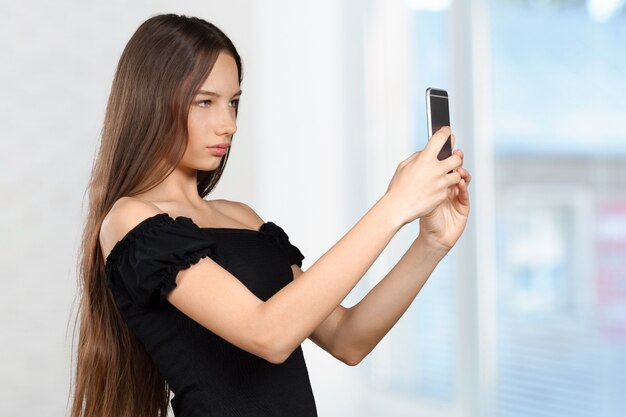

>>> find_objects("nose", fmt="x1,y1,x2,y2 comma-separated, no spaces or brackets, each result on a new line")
215,105,237,137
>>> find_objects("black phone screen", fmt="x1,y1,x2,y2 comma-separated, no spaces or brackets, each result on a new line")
428,93,452,161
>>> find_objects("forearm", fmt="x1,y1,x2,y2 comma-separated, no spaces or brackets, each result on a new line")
259,195,402,362
335,235,449,365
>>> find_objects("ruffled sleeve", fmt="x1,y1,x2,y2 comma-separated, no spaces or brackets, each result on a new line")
259,221,305,268
104,213,219,309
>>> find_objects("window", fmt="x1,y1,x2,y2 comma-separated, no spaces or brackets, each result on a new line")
358,0,626,416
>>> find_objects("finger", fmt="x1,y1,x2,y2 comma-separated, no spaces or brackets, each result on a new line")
446,184,455,200
444,169,462,187
458,178,469,204
442,152,463,174
463,169,471,185
457,167,470,181
425,126,452,159
451,134,456,150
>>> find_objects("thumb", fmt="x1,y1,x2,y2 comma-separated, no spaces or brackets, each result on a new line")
425,126,451,159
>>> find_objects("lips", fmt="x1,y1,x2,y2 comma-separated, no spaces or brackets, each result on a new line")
208,143,230,149
207,147,227,156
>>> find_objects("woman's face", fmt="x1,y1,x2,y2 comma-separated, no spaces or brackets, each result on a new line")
182,52,241,172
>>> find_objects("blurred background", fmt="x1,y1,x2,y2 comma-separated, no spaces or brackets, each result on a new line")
1,0,625,416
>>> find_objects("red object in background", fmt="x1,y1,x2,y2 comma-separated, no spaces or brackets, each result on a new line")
596,200,626,341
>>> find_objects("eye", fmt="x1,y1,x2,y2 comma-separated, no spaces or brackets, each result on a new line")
230,99,240,109
196,99,211,108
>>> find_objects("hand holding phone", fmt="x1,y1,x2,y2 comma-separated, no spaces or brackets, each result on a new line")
380,87,464,228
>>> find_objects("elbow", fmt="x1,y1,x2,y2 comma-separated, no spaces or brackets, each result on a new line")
264,346,292,365
344,353,363,367
264,346,289,365
254,306,292,364
256,331,291,365
327,338,365,367
341,346,367,367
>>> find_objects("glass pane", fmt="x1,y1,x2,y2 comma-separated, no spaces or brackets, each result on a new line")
491,1,626,416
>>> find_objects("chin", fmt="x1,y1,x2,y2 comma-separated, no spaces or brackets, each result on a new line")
196,161,222,172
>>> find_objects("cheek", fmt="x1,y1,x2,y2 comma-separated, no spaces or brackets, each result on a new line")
187,113,208,145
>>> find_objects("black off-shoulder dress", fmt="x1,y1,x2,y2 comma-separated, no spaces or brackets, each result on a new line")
104,213,318,417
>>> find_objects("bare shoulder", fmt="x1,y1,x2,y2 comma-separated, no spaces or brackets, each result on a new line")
211,198,266,229
99,196,164,260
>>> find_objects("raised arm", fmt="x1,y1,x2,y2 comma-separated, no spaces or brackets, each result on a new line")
101,195,400,364
257,127,462,361
256,195,400,362
101,127,461,364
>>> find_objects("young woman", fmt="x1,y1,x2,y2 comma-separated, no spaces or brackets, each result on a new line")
69,13,471,417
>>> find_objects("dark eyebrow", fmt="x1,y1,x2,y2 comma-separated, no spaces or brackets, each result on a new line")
195,89,242,98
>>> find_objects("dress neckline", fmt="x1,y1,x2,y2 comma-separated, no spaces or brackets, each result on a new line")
103,213,272,269
163,212,267,233
150,212,270,233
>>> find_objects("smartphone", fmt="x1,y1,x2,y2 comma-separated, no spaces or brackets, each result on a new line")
426,87,453,172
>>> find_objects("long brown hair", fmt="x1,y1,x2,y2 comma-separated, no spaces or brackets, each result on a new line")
68,14,243,417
